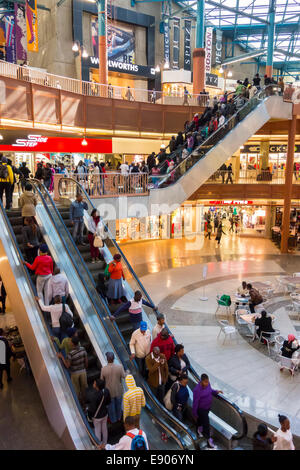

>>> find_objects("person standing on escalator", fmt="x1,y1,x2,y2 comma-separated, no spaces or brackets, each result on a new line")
24,244,53,304
69,194,88,246
87,209,104,263
0,277,6,315
107,253,126,303
110,290,156,331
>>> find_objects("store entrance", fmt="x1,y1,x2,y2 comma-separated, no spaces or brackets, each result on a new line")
206,204,267,237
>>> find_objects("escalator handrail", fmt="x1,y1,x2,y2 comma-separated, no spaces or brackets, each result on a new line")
0,200,100,448
30,181,198,449
155,85,282,188
57,177,248,440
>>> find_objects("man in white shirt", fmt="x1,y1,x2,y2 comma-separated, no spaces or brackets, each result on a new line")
120,162,129,176
101,416,149,450
129,321,151,377
152,313,166,340
36,295,73,341
218,114,226,127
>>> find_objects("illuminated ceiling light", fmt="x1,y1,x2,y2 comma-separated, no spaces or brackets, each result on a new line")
219,66,224,74
0,134,3,140
227,70,233,78
163,61,170,69
82,48,89,59
81,138,88,146
155,65,160,73
72,42,79,52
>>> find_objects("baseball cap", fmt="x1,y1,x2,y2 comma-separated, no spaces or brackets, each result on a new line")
140,321,147,331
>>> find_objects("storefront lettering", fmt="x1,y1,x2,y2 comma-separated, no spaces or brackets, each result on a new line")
12,135,48,147
90,57,155,77
205,28,213,74
209,200,253,205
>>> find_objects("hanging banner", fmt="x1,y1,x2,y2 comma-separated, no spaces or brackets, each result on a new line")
15,3,27,61
164,19,170,66
184,19,191,71
215,29,223,65
26,0,38,52
0,17,6,61
173,18,180,69
4,13,16,63
205,27,213,74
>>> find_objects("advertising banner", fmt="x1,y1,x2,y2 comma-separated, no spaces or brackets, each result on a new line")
4,13,16,63
184,19,191,71
0,17,6,61
173,18,180,69
215,29,222,65
26,0,38,52
91,17,135,64
206,73,218,87
205,27,213,74
15,3,27,61
164,19,170,66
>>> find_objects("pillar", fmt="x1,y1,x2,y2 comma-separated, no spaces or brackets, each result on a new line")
193,0,205,94
260,140,269,169
98,0,108,87
281,115,297,253
264,203,272,238
232,150,240,182
266,0,276,78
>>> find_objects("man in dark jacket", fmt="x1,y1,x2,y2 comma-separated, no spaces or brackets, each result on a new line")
19,162,31,191
225,163,233,184
254,310,275,340
168,344,190,386
87,378,111,444
252,423,275,450
247,283,263,313
169,136,177,153
0,276,7,314
171,374,189,421
145,347,168,404
0,328,13,388
219,163,227,183
147,152,156,172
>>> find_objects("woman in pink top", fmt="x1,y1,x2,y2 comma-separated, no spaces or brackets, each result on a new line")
23,243,53,304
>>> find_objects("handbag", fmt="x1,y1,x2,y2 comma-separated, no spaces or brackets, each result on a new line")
87,393,105,424
163,382,179,411
104,264,110,278
93,235,103,248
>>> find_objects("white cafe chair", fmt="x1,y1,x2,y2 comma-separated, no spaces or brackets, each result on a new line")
279,355,297,377
217,320,238,344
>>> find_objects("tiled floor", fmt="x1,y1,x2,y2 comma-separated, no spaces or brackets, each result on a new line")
120,236,300,435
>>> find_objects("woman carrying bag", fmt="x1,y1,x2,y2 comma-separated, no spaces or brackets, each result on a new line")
87,209,104,263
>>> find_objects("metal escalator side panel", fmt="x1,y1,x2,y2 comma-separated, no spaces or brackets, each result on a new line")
0,209,92,450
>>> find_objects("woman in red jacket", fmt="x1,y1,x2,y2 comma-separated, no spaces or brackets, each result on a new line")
107,254,126,303
23,243,53,304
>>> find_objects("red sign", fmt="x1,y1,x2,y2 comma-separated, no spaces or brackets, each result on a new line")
0,135,112,153
209,200,253,205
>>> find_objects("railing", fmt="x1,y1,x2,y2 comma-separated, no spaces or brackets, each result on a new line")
0,59,209,106
59,172,149,198
206,168,294,185
150,86,282,188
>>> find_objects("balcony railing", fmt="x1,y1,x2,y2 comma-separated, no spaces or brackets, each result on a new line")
0,59,209,106
205,169,296,184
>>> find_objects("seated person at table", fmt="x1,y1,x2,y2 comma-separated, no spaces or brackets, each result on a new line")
254,310,275,341
281,334,300,359
247,283,263,313
237,281,248,296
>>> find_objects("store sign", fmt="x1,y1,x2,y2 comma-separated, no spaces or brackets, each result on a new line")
205,27,213,74
184,20,191,71
173,18,180,70
209,200,254,205
164,19,170,66
90,57,155,78
215,29,223,65
242,144,300,154
1,136,112,153
206,73,218,87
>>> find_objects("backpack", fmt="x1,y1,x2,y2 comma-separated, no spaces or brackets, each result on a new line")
127,430,147,450
220,294,231,306
59,303,73,331
0,163,8,179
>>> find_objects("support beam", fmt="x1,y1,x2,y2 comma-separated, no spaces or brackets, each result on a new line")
98,0,108,87
206,0,269,25
193,0,205,94
281,114,297,254
266,0,276,77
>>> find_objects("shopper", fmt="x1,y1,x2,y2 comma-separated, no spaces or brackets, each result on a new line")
280,334,300,359
102,415,149,450
107,253,126,303
215,223,226,246
43,163,53,191
47,266,69,304
129,321,151,377
0,276,6,315
254,310,275,341
69,193,88,245
22,217,42,264
37,294,73,341
225,163,233,184
171,374,189,421
253,73,261,89
19,162,31,191
34,162,44,181
53,327,78,357
24,244,53,303
125,86,134,101
205,221,212,239
147,153,156,173
193,373,223,448
246,283,263,313
100,351,126,424
57,335,88,405
150,328,175,362
273,415,295,450
87,378,111,445
19,183,37,222
152,313,166,340
123,374,146,428
0,156,14,210
168,344,190,387
110,290,156,331
87,208,104,263
183,86,190,105
0,328,13,389
252,423,275,450
145,346,168,404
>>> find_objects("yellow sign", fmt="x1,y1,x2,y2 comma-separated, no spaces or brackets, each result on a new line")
26,0,38,52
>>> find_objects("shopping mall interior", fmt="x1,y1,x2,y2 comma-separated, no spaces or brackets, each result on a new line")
0,0,300,454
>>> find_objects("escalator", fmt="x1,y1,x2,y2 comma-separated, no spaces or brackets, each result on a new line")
54,177,248,449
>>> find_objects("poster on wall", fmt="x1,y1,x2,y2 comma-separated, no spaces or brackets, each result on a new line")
15,3,27,61
91,17,135,64
163,19,170,66
173,18,180,69
184,19,191,71
205,27,213,74
4,12,16,63
25,0,38,52
215,29,222,65
0,17,6,61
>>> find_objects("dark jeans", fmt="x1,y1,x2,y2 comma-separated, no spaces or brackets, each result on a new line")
249,302,262,313
8,182,14,207
0,182,11,209
135,356,147,378
0,363,11,385
173,404,187,422
24,246,39,264
150,384,165,404
52,326,68,342
72,219,84,244
197,408,211,439
226,174,233,184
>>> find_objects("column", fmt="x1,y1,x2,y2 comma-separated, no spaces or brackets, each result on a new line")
264,204,272,238
232,150,240,183
98,0,108,88
266,0,276,78
193,0,205,94
260,140,269,169
281,115,297,253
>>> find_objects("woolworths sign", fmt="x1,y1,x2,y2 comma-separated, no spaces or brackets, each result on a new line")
90,57,156,78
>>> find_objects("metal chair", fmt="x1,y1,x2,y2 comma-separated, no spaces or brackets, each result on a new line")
216,295,231,317
278,355,297,376
259,329,280,356
217,320,238,344
274,335,285,360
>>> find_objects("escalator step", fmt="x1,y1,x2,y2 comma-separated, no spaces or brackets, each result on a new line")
87,368,101,383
